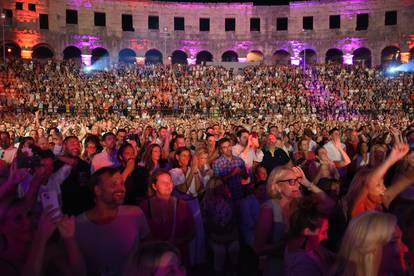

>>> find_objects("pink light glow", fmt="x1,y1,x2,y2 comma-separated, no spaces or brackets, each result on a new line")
238,57,247,62
135,57,145,65
187,57,196,65
72,35,103,50
343,54,353,65
290,56,301,66
81,54,92,66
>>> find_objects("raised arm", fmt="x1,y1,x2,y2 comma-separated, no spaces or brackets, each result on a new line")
333,136,351,168
58,216,86,276
22,208,60,276
368,143,409,193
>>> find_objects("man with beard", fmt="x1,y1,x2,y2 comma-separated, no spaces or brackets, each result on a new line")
91,132,120,173
56,136,93,215
75,167,150,276
232,129,263,177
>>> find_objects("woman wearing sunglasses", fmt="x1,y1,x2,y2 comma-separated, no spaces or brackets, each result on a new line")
254,165,332,276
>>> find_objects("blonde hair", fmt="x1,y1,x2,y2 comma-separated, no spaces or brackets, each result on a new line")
195,147,208,157
330,211,396,276
344,167,373,218
266,165,293,199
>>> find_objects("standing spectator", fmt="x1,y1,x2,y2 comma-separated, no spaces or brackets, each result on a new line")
140,170,195,268
91,132,120,173
202,177,240,275
75,167,150,275
81,135,102,164
57,136,93,216
232,129,264,176
212,138,248,201
261,133,291,174
169,147,205,266
330,212,408,276
0,131,17,165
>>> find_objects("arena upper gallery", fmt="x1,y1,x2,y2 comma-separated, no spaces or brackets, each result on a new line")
1,0,414,66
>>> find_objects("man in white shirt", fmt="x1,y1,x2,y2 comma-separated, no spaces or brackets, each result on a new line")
232,129,264,176
324,128,347,162
0,131,17,165
91,132,120,173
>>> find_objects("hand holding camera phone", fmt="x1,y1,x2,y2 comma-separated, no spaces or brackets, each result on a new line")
41,191,62,219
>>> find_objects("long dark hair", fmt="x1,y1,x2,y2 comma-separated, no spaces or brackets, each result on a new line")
173,147,191,168
142,144,162,171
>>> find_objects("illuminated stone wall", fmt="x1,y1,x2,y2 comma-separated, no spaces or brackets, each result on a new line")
1,0,414,65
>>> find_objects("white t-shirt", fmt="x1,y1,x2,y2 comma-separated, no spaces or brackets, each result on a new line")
232,144,264,174
323,141,346,162
0,146,17,164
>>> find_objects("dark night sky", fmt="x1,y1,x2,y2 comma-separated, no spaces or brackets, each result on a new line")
158,0,292,5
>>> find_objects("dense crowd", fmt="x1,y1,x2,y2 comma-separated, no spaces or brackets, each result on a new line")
1,60,413,120
0,60,414,276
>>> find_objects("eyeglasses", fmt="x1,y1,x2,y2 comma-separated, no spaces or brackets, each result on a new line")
278,177,302,186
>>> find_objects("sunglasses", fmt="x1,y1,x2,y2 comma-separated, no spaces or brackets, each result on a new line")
278,177,302,186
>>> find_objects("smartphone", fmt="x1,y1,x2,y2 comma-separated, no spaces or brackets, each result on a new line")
41,191,61,218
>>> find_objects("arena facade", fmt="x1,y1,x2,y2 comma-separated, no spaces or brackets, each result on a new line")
1,0,414,67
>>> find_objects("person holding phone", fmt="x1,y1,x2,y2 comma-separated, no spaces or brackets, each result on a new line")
232,129,263,178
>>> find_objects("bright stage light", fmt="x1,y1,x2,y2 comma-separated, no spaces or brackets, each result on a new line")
388,67,398,73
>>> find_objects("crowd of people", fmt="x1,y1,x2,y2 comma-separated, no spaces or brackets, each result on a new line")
0,59,414,276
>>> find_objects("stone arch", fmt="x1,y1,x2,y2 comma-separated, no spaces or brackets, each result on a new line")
353,47,372,67
145,49,163,65
0,41,21,59
221,50,238,62
196,51,213,64
381,46,400,64
171,50,188,65
246,50,264,62
119,48,136,64
63,46,81,60
272,50,291,65
299,49,317,65
325,48,343,64
91,47,110,69
32,44,54,59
